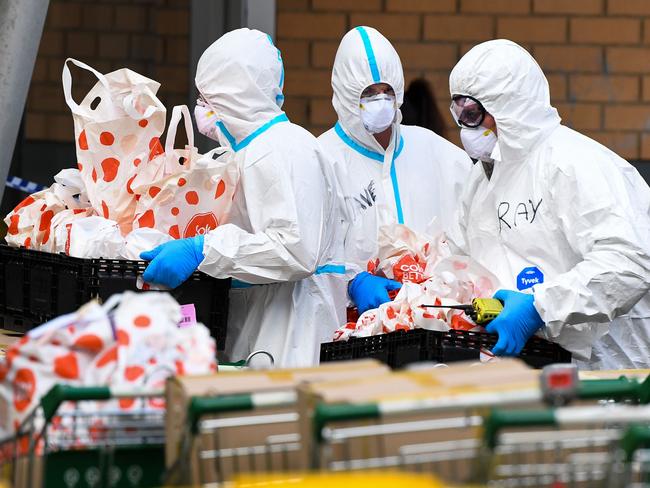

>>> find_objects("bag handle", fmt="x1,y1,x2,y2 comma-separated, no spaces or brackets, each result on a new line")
62,58,112,115
164,105,195,154
122,89,160,121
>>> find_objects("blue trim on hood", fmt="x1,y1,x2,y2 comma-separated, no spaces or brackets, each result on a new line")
334,122,405,223
267,34,285,108
334,122,404,162
216,113,289,152
356,26,381,83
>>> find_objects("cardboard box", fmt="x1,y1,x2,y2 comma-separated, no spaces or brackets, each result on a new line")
298,359,541,476
165,360,388,485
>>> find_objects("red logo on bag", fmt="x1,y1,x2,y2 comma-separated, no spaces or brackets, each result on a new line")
392,255,426,284
183,212,218,238
13,368,36,412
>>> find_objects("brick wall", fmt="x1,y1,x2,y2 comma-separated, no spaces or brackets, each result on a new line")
276,0,650,160
25,0,189,143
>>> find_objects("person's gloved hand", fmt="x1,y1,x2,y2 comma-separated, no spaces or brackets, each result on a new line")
486,289,545,356
140,235,205,289
348,271,402,314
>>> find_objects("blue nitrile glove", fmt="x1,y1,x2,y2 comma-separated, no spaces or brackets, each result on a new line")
140,235,205,289
348,271,402,314
486,289,545,357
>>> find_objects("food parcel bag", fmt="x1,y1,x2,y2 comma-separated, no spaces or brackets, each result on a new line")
334,224,500,340
4,169,93,251
63,58,166,234
0,291,217,437
131,105,238,239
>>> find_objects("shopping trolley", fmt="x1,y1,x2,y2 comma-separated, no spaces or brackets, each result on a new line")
167,388,301,486
0,384,165,488
311,370,650,486
476,403,650,487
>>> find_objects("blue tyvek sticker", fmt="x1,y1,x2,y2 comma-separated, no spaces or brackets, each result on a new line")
517,266,544,290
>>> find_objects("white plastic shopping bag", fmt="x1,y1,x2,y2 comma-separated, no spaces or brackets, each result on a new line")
131,105,238,239
63,58,167,234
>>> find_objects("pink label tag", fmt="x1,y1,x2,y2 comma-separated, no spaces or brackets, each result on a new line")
179,304,197,328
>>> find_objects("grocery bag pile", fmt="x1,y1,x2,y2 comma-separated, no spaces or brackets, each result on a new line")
4,58,238,258
0,292,217,438
333,224,500,341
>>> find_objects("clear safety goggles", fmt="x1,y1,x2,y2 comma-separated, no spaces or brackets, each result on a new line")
450,95,486,128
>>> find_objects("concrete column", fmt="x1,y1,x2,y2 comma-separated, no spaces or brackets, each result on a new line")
0,0,50,202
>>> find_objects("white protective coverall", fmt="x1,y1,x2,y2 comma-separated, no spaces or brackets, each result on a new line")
449,39,650,369
318,26,472,278
195,28,348,367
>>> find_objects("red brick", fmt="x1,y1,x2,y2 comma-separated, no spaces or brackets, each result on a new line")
546,74,567,101
284,69,332,97
81,4,114,30
423,72,453,100
155,65,189,94
534,46,603,73
424,15,494,42
534,0,603,14
643,76,650,101
395,43,458,70
313,0,381,11
463,0,530,13
283,97,309,126
24,112,47,141
47,114,74,142
38,31,64,57
114,5,147,32
589,131,639,159
310,98,337,126
66,32,97,59
165,37,188,64
276,40,309,68
312,42,339,69
98,34,129,60
130,35,164,62
349,14,421,41
570,18,640,44
27,84,67,113
277,13,346,40
386,0,456,12
497,17,567,44
46,2,82,29
277,0,309,11
555,103,602,130
608,0,650,15
31,58,48,83
605,105,650,130
155,9,189,36
606,48,650,74
569,75,639,102
641,133,650,159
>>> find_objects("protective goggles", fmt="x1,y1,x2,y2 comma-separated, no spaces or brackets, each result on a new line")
450,95,486,128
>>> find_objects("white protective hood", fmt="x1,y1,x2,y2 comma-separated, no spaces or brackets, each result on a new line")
449,39,561,164
195,28,285,149
449,40,650,368
332,26,404,154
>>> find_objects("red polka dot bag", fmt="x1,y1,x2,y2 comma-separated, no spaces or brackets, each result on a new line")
131,105,238,239
63,58,167,236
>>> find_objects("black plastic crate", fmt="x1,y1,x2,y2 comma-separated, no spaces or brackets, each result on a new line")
0,245,230,349
321,328,571,369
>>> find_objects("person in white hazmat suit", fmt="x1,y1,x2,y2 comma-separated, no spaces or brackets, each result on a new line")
449,39,650,369
318,26,472,315
140,28,348,367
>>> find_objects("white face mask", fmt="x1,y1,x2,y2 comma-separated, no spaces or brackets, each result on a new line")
194,102,220,142
460,126,497,161
359,94,396,134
